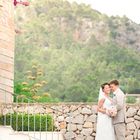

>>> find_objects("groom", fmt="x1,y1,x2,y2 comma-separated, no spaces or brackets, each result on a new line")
110,80,125,140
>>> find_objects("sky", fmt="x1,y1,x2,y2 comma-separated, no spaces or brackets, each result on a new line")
69,0,140,24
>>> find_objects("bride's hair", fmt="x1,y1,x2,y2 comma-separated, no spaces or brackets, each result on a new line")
101,83,110,90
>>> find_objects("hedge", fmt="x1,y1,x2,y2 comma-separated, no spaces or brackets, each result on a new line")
0,113,55,131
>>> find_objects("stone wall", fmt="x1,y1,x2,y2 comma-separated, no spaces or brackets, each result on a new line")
1,103,140,140
0,0,15,103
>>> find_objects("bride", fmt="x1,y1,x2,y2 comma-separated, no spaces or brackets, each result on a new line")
95,83,115,140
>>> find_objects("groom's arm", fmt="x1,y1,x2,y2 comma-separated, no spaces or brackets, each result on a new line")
115,93,125,111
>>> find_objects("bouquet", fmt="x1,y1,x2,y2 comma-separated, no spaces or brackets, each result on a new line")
106,106,117,117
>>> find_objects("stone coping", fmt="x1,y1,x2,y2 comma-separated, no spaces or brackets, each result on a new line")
0,102,140,106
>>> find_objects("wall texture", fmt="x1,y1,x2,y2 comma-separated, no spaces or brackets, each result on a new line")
1,103,140,140
0,0,15,103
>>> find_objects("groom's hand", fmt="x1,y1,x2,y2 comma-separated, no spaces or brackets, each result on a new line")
106,109,114,117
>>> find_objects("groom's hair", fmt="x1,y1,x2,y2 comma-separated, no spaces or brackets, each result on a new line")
101,83,110,90
109,80,119,86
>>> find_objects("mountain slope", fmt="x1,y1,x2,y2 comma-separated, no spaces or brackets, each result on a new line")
14,0,140,102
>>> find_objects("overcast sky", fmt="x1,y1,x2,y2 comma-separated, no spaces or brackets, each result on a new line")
69,0,140,24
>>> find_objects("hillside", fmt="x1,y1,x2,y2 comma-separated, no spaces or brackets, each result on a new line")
14,0,140,102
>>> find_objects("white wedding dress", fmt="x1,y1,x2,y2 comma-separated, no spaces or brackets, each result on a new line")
95,92,115,140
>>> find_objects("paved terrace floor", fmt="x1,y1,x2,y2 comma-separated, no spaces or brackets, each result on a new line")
0,126,64,140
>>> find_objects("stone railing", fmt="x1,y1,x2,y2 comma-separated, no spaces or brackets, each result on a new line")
0,103,140,140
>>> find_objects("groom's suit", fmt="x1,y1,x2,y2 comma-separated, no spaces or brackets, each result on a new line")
112,88,125,140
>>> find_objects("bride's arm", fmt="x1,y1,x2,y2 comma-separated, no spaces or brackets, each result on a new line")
97,98,106,114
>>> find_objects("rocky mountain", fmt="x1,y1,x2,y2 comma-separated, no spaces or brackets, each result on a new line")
15,0,140,50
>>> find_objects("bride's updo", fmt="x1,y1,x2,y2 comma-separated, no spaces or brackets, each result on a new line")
101,83,110,90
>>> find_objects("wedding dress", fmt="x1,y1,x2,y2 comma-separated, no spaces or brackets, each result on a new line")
95,88,115,140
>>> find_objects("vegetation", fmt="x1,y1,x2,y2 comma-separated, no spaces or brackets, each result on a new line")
14,0,140,102
14,64,59,102
126,97,137,104
0,114,54,131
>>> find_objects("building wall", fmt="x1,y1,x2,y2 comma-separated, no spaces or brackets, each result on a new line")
0,0,15,103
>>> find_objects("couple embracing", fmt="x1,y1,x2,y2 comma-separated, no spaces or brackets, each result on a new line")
95,80,125,140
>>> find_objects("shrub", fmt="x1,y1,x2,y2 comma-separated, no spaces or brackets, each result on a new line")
126,96,136,104
0,113,55,131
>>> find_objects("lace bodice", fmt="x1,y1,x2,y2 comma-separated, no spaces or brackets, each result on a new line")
103,95,112,109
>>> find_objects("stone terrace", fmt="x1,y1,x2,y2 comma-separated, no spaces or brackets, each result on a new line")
1,103,140,140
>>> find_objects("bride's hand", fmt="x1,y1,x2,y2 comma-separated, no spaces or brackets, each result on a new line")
106,109,112,116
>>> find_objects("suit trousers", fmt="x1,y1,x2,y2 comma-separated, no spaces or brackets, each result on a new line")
114,123,125,140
